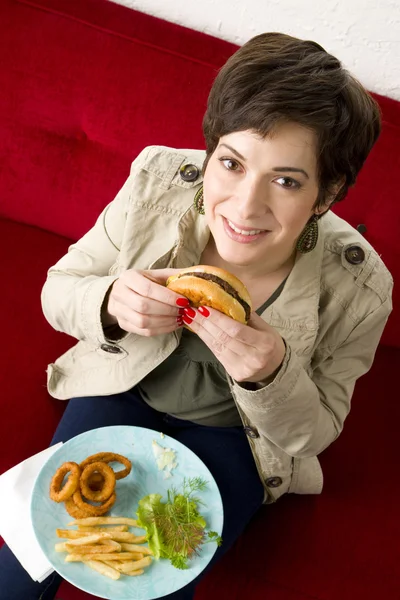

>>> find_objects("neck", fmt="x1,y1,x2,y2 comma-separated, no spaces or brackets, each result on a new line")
201,237,297,283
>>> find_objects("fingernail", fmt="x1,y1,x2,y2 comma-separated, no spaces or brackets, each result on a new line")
182,315,193,325
198,306,210,317
176,317,184,324
178,308,186,316
183,307,196,318
176,298,190,307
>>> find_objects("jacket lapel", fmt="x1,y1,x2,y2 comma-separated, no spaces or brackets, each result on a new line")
261,226,324,360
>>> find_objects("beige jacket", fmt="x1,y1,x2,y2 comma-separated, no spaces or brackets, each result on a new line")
41,146,393,503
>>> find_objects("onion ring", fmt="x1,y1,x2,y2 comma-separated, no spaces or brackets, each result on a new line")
80,462,116,502
87,472,105,492
72,489,117,516
79,452,131,480
49,462,81,502
64,496,93,519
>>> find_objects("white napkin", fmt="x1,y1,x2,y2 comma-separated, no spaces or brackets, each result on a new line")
0,443,63,582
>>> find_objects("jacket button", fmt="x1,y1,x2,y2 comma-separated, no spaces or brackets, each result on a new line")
356,224,367,235
266,476,283,488
179,163,199,182
100,343,122,354
244,426,259,439
345,245,365,265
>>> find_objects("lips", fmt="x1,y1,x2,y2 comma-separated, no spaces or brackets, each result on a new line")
222,217,270,243
227,219,267,234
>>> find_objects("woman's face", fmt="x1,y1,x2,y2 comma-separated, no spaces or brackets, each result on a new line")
202,123,322,274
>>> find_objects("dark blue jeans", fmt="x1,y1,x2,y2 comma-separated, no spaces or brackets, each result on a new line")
0,388,264,600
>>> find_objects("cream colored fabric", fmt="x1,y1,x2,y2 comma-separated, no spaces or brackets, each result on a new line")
41,146,393,503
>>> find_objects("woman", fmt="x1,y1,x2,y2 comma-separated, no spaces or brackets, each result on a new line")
0,32,392,599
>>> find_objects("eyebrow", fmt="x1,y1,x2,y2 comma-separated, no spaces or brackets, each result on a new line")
219,143,310,179
272,166,309,179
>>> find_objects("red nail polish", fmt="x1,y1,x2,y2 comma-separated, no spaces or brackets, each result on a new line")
176,298,190,307
184,307,196,318
178,308,186,315
176,317,184,324
182,315,193,325
198,306,210,317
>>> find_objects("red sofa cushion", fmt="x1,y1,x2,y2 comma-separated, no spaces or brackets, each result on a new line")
0,219,70,473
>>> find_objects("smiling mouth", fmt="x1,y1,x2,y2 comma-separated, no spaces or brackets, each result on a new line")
222,217,270,243
226,219,267,236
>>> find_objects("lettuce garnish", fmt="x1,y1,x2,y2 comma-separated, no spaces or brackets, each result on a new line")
136,477,222,569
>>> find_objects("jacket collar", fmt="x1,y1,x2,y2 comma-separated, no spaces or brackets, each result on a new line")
267,227,323,332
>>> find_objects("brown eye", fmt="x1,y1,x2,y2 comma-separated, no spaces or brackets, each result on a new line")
275,176,301,190
220,158,241,171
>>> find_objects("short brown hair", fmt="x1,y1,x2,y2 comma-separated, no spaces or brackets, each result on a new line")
203,32,381,209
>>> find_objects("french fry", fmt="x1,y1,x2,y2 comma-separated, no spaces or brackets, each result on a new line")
58,530,142,544
65,552,142,562
78,525,129,532
55,542,69,552
128,535,147,544
84,559,120,580
124,569,145,577
65,544,120,554
118,543,152,555
98,539,121,550
68,517,138,527
102,559,126,571
114,551,143,560
117,556,152,573
94,531,141,543
65,554,89,562
63,533,111,546
101,560,145,575
56,529,99,539
112,560,142,573
57,516,152,583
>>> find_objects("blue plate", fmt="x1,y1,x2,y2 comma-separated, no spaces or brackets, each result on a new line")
31,425,223,600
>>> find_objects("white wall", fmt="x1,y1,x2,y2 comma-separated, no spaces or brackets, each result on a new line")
110,0,400,101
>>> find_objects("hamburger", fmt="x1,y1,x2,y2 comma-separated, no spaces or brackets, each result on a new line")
166,265,252,324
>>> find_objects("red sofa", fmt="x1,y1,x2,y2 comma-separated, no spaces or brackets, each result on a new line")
1,1,399,599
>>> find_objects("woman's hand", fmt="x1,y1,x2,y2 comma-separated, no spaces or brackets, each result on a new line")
182,306,286,383
103,269,189,336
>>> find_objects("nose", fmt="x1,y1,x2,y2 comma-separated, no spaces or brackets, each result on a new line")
235,179,268,220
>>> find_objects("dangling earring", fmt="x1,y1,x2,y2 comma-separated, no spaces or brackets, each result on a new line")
296,214,319,253
193,186,205,215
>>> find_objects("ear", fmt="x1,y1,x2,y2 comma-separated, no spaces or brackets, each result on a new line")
315,176,346,215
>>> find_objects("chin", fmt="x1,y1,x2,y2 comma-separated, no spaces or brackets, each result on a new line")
215,244,261,267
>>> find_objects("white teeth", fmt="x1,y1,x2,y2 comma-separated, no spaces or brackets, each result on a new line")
227,220,264,236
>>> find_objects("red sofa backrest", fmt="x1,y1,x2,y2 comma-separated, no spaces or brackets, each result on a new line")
0,0,398,345
334,93,400,345
0,0,236,238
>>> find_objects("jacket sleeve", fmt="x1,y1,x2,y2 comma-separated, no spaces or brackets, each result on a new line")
41,147,151,345
230,295,392,458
